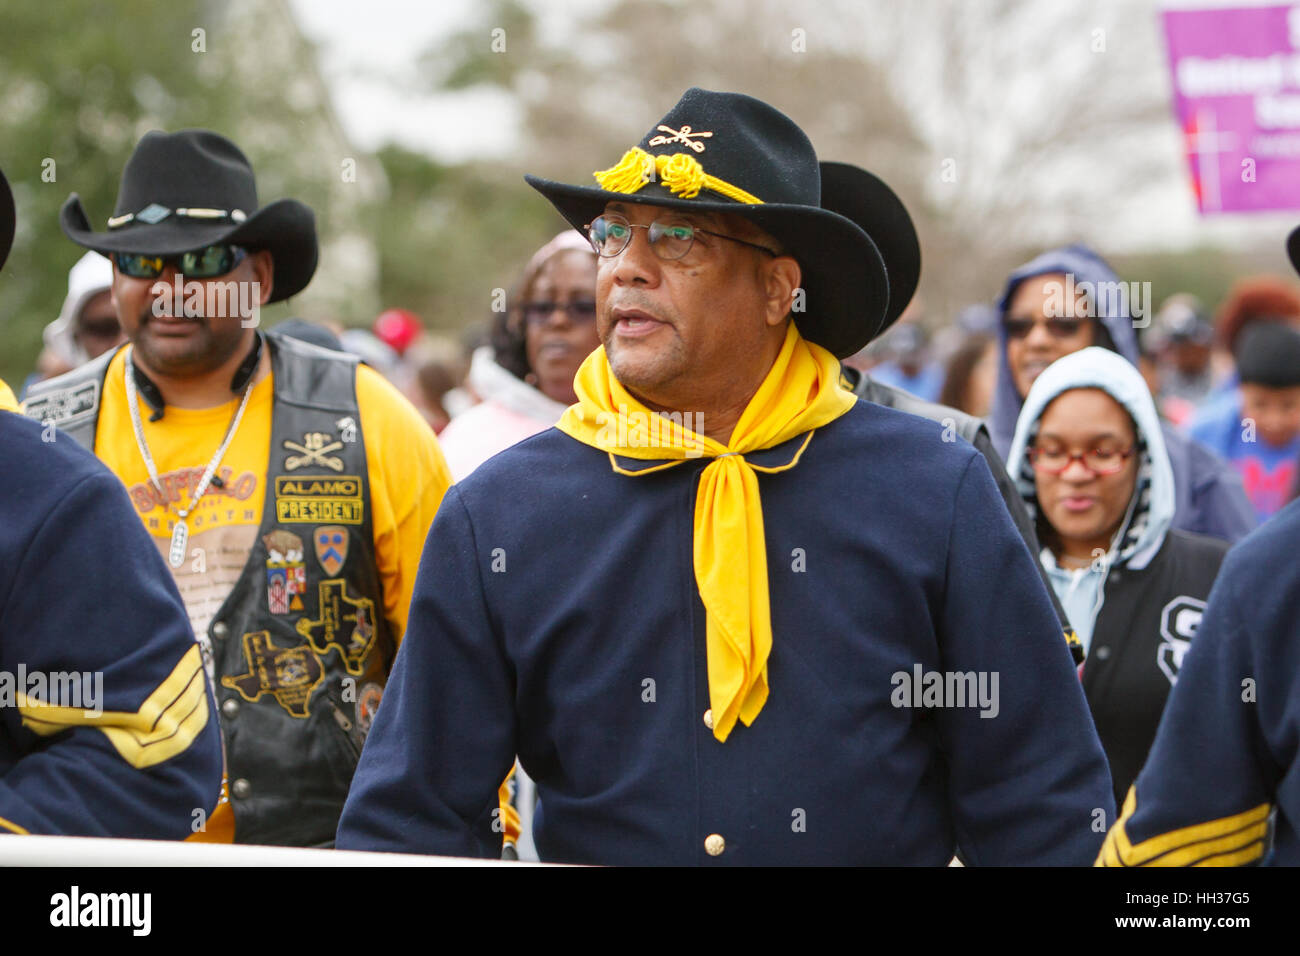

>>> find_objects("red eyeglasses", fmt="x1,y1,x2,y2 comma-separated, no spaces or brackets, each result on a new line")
1028,445,1135,475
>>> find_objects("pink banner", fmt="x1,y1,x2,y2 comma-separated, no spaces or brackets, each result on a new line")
1163,4,1300,214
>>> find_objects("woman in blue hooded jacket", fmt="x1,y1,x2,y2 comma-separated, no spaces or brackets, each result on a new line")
1007,348,1230,805
992,245,1256,544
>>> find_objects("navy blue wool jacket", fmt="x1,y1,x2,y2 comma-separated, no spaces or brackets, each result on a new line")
0,410,222,838
1101,497,1300,866
337,399,1115,865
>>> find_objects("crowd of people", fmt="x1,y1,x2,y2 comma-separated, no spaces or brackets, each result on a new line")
3,86,1300,866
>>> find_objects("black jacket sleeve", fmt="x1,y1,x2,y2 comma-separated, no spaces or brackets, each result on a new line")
969,424,1077,654
853,371,1079,658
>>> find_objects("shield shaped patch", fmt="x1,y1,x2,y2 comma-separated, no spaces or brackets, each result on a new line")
314,525,348,576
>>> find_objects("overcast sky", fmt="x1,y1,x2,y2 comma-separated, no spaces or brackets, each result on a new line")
287,0,1298,254
288,0,606,161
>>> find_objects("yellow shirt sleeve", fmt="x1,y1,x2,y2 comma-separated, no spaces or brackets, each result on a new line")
499,769,522,848
355,364,452,646
0,379,19,413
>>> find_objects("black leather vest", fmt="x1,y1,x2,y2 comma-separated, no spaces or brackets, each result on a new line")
24,333,395,845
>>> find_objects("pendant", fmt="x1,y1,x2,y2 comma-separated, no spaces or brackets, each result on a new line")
169,519,189,568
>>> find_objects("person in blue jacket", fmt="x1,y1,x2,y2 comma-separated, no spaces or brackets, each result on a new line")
1097,225,1300,867
0,165,222,838
336,88,1114,865
1188,322,1300,523
989,245,1256,544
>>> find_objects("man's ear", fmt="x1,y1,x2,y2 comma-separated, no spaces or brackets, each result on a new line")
764,255,801,327
250,249,275,305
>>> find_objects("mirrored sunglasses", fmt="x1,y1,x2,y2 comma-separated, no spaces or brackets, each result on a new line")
114,244,248,280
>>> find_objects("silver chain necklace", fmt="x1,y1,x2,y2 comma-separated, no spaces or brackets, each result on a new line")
125,348,257,568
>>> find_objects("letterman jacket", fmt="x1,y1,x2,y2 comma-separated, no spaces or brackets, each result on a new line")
23,332,394,845
1006,348,1229,807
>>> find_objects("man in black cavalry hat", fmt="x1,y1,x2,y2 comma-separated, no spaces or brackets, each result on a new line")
24,130,453,846
339,88,1114,865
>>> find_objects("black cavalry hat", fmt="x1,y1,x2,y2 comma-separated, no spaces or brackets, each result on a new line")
0,166,14,272
60,129,318,302
525,87,893,358
817,161,920,339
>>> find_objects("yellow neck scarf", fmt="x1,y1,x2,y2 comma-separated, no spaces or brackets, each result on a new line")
556,322,856,741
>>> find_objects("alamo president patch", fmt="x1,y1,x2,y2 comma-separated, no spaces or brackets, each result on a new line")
274,475,364,525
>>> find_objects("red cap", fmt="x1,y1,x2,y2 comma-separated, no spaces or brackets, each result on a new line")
373,308,422,356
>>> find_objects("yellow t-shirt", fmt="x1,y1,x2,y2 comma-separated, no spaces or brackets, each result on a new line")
0,380,18,412
88,346,452,842
94,347,449,648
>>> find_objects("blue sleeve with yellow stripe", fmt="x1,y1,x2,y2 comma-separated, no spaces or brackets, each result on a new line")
0,413,223,838
1097,502,1300,866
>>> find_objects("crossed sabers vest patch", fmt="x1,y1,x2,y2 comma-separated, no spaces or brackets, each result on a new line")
222,580,377,717
283,431,344,472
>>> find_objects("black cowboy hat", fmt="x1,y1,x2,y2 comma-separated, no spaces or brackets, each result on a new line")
817,161,920,339
525,87,892,358
60,129,317,302
0,166,13,273
1288,224,1300,277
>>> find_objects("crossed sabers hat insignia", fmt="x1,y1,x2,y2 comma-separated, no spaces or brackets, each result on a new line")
647,125,712,153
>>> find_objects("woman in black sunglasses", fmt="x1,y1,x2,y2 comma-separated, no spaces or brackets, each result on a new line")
437,231,599,483
989,244,1255,546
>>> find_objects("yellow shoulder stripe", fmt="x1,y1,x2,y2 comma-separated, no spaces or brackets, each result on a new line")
1097,785,1271,867
0,815,30,835
18,645,210,770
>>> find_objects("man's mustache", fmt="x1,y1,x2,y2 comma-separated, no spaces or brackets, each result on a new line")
605,295,674,327
140,304,204,323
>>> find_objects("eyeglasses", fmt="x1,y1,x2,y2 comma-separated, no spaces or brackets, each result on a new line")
585,213,778,261
76,318,122,341
1003,316,1089,340
114,244,248,280
1028,445,1135,475
521,299,598,326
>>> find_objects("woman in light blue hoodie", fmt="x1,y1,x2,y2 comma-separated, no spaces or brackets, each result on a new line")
1007,348,1230,805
